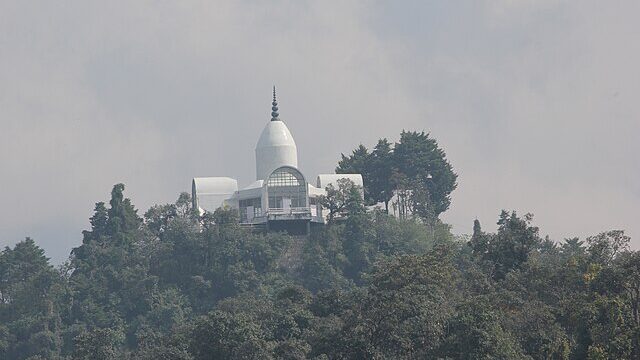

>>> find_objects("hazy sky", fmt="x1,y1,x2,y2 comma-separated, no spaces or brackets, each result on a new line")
1,1,638,263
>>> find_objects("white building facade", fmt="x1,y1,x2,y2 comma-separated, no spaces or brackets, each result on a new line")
191,88,362,233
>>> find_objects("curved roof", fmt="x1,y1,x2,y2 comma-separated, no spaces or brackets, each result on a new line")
241,179,264,190
256,120,297,149
316,174,364,189
192,177,238,195
266,165,306,187
233,181,263,200
255,120,298,180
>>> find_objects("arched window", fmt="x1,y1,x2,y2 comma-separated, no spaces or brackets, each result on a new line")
266,167,307,209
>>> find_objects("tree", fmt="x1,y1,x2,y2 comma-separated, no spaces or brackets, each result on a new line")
190,310,272,359
106,183,142,240
86,202,109,241
368,139,396,210
587,230,630,266
616,251,640,358
334,246,458,359
388,171,437,223
145,193,198,240
73,327,124,360
6,179,640,359
393,131,457,216
0,238,64,359
336,145,373,205
318,178,365,224
68,184,152,339
469,219,489,256
338,131,457,217
584,235,640,359
439,297,526,359
471,211,543,281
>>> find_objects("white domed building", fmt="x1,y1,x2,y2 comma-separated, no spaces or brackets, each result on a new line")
191,88,363,234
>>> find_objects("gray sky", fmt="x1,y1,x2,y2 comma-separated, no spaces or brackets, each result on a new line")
1,1,638,263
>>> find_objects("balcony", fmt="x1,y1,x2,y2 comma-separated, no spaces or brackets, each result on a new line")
265,207,312,221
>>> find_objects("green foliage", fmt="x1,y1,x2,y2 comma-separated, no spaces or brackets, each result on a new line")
336,145,373,203
393,130,457,215
72,327,124,360
317,178,365,225
3,181,638,359
0,238,64,359
190,310,272,359
334,248,458,358
337,131,458,216
471,211,543,280
439,297,527,359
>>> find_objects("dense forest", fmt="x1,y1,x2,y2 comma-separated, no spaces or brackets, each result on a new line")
1,132,638,359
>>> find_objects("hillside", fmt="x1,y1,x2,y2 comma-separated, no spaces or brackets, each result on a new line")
0,183,638,359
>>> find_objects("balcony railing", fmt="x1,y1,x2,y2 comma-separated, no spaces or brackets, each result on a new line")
267,207,310,215
239,207,313,224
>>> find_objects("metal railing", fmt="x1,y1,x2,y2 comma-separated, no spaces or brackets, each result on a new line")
266,207,311,215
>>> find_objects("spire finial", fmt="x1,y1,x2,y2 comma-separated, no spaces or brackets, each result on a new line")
271,86,280,121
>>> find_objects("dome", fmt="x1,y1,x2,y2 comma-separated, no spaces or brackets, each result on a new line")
256,120,297,149
255,88,298,180
255,120,298,180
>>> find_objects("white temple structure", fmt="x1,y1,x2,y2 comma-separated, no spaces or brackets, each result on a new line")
191,88,363,233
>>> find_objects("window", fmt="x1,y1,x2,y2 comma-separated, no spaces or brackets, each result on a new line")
266,167,307,209
239,198,261,208
239,197,262,221
268,195,283,209
267,169,304,187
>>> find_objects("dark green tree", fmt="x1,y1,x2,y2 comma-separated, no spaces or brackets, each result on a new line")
334,246,458,358
368,139,396,210
72,327,124,360
393,131,457,216
67,183,153,355
190,310,272,359
472,211,543,281
439,297,526,359
336,144,373,204
318,178,365,225
5,178,640,360
0,238,64,359
338,131,457,217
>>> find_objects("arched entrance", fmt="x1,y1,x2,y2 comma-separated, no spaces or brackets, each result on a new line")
266,166,308,212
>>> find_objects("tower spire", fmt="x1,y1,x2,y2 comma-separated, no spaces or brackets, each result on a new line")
271,86,280,121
